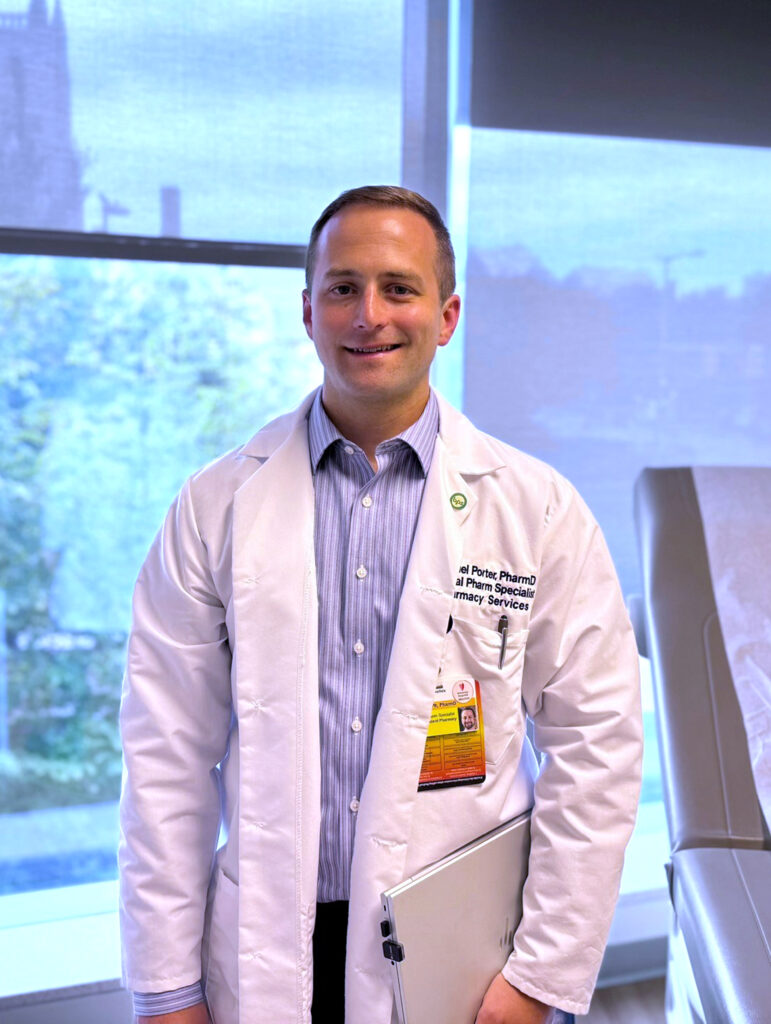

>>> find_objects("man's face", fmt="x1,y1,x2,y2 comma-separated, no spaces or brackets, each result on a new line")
302,204,460,419
461,708,476,731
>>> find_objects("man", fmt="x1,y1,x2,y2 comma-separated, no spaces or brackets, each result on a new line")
119,186,642,1024
460,707,478,732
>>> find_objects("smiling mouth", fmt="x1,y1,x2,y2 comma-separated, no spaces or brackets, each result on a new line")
345,344,402,354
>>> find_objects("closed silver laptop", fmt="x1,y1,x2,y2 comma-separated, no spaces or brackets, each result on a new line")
380,809,532,1024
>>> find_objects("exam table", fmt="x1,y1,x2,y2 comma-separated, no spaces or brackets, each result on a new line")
634,467,771,1024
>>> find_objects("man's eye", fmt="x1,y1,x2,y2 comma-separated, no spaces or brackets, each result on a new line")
389,285,412,296
331,284,353,296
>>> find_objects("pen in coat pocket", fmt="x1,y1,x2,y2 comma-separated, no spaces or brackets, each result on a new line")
497,615,508,669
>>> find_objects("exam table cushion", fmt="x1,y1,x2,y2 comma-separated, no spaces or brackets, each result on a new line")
672,847,771,1024
634,467,767,851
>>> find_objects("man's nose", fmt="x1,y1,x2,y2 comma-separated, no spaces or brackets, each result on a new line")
354,286,386,329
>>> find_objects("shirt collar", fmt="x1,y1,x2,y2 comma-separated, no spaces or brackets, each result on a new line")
308,389,439,476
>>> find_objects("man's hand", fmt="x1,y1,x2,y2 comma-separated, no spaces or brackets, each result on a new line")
137,1003,211,1024
475,973,554,1024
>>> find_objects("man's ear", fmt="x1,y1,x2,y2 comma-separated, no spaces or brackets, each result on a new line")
438,293,461,348
302,289,313,340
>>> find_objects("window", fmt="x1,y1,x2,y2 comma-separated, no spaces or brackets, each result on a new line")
2,0,403,239
0,253,318,897
461,126,771,896
0,0,404,922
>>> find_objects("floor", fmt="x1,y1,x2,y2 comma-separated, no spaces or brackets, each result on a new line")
577,977,667,1024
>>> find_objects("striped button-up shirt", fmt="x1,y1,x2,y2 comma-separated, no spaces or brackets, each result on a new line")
309,389,439,901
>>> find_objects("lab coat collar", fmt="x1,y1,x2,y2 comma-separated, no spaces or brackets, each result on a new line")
239,387,507,478
239,389,317,460
433,391,507,476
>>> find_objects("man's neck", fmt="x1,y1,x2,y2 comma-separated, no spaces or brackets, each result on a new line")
320,388,430,469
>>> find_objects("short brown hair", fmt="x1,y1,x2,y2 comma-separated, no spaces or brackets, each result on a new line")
305,185,456,301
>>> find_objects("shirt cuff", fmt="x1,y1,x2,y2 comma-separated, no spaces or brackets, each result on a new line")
133,980,205,1016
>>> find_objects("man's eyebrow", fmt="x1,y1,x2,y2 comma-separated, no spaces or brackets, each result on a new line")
380,270,424,285
321,268,424,284
322,267,361,279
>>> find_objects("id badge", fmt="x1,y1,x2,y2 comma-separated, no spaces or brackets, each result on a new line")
417,677,486,791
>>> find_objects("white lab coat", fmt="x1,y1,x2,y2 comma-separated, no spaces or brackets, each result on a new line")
119,390,642,1023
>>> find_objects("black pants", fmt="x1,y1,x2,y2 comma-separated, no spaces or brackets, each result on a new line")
311,900,349,1022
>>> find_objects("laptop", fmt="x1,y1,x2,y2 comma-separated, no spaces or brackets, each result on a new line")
380,809,532,1024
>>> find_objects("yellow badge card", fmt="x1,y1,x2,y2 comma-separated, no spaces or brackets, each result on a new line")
418,677,486,791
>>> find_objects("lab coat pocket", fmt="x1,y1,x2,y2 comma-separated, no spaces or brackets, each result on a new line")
203,868,239,1024
443,615,528,765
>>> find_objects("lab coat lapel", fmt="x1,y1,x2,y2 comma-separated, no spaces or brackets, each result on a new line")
231,397,321,1016
346,402,501,1019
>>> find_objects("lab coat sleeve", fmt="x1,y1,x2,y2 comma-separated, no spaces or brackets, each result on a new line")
119,477,233,992
501,481,643,1016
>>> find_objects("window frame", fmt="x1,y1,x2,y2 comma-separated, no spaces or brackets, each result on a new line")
0,227,306,269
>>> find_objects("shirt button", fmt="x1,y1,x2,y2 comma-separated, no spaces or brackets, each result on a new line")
361,494,373,508
353,640,365,655
355,565,368,580
344,445,354,455
349,798,360,813
351,717,362,733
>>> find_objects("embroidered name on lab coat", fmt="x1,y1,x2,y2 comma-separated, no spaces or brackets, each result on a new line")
454,563,537,611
